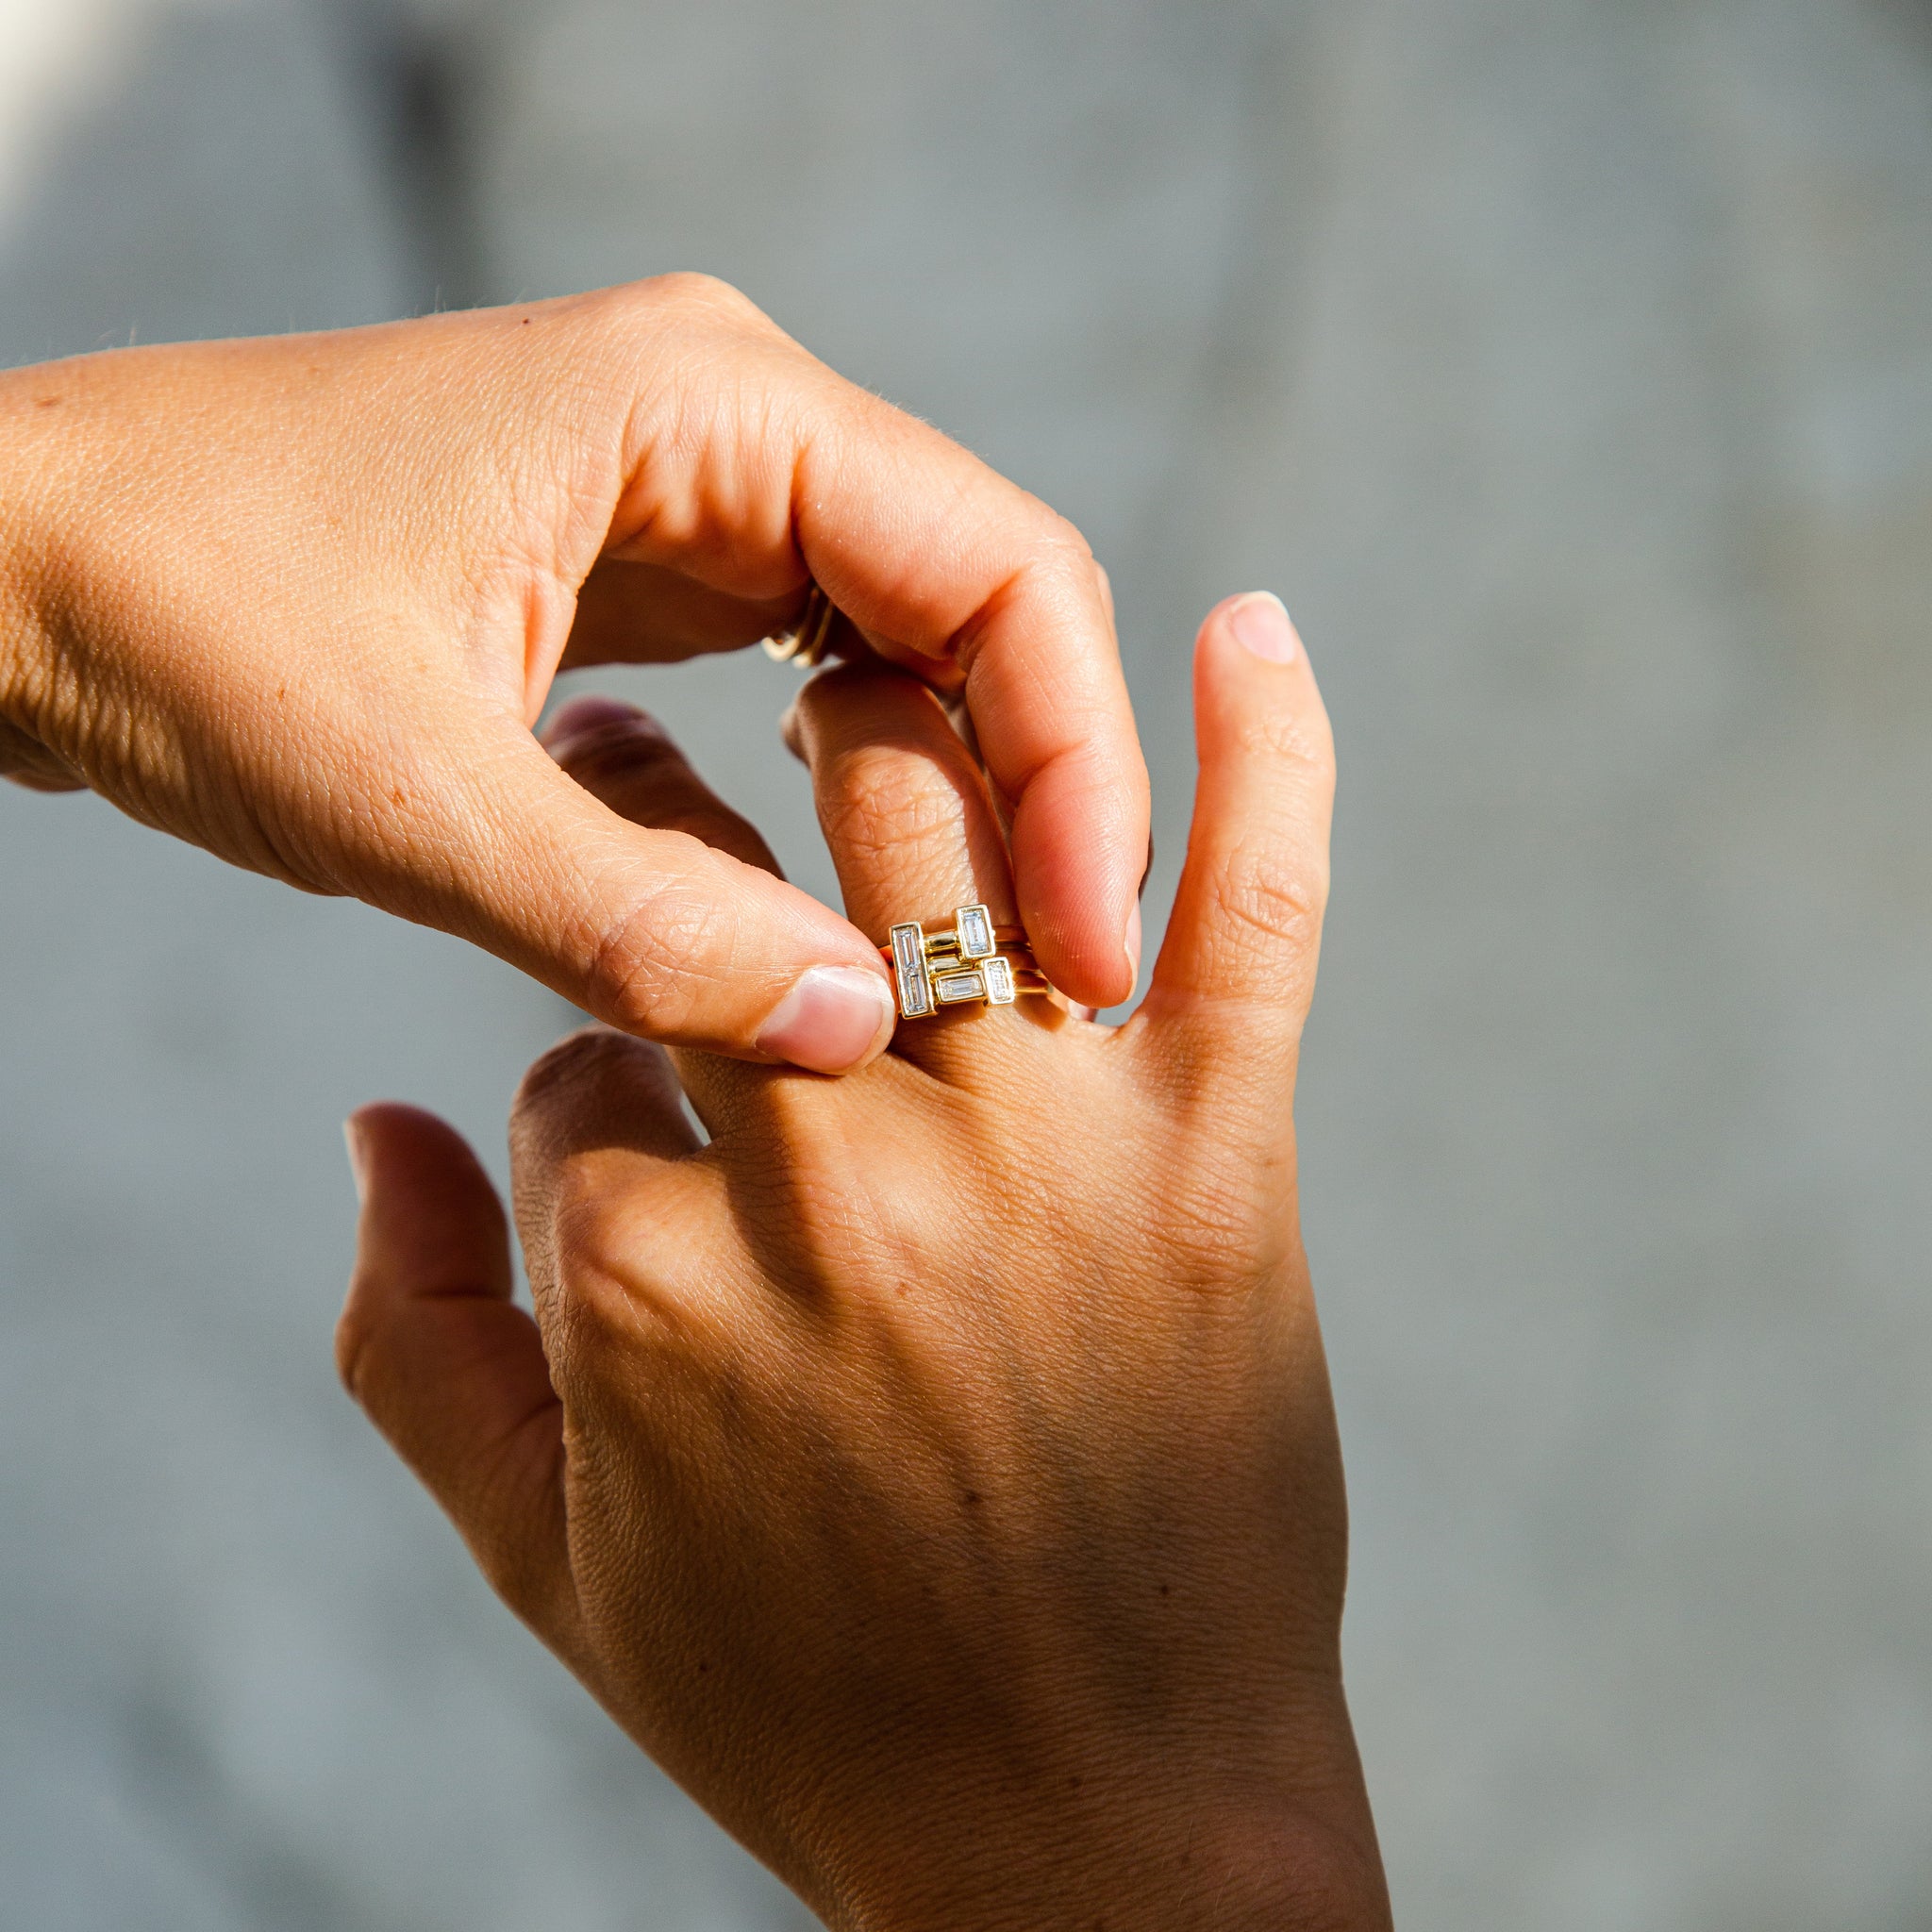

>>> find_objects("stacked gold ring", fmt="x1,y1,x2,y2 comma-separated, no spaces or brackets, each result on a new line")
762,584,838,668
881,904,1050,1020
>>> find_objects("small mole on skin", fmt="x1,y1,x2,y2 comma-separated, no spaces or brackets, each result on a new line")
963,1491,980,1507
35,395,59,408
697,1660,709,1674
1158,1583,1170,1597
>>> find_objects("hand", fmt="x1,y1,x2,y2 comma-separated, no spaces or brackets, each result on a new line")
337,591,1388,1929
0,275,1146,1070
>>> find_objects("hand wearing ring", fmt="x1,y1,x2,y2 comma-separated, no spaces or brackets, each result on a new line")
339,597,1387,1932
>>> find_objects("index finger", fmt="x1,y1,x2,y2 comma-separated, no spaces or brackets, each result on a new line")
794,407,1146,1009
595,280,1149,1009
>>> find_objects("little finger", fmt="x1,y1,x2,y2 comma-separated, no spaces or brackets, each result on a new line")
1139,594,1334,1118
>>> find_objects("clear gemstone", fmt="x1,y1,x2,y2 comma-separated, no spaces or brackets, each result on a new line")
891,924,933,1016
933,969,987,1005
983,956,1016,1005
956,904,994,959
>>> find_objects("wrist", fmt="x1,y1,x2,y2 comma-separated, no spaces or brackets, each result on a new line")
842,1807,1390,1932
820,1715,1390,1932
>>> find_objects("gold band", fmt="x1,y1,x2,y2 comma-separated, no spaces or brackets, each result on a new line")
882,905,1049,1019
761,585,838,668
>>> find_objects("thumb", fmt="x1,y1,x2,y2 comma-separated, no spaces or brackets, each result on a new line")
337,1103,581,1654
395,729,897,1074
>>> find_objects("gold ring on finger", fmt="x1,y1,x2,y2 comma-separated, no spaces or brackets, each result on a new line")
762,584,838,668
880,904,1051,1020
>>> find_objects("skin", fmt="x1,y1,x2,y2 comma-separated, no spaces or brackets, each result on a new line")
337,592,1391,1930
0,275,1147,1072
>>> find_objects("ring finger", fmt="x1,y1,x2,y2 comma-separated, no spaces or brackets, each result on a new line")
785,661,1074,1078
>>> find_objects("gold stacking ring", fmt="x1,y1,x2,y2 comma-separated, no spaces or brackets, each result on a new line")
881,904,1050,1020
762,584,838,668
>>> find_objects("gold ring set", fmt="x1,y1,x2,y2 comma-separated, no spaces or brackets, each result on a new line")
884,904,1049,1021
762,584,839,669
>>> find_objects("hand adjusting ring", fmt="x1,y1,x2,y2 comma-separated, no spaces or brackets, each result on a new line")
882,904,1050,1020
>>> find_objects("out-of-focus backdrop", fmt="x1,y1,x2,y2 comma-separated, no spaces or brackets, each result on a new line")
2,2,1929,1925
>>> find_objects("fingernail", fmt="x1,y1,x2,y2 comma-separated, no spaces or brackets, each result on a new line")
1227,592,1298,663
755,966,896,1074
1124,899,1142,987
541,695,644,754
342,1117,370,1206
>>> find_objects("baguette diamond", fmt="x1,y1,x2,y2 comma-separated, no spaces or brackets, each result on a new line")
934,968,988,1005
956,903,995,960
886,907,1039,1020
890,922,933,1018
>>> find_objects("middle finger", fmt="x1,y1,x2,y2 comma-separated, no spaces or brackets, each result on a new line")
788,662,1072,1074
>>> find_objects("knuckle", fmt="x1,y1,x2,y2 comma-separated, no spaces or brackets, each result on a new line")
581,846,740,1038
551,1175,645,1301
1211,835,1328,958
625,270,774,338
819,744,967,866
522,1176,625,1384
1042,512,1097,570
946,521,1102,674
1004,521,1099,616
331,1299,375,1403
1238,704,1335,787
514,1025,635,1113
655,269,758,313
541,1163,712,1378
995,502,1090,570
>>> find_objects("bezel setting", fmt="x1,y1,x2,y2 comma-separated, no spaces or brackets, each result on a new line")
885,905,1036,1021
890,922,934,1019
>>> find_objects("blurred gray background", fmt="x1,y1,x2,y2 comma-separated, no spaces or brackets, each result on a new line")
2,1,1929,1925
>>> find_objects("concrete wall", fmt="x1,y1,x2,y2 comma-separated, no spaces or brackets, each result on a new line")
3,3,1929,1924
